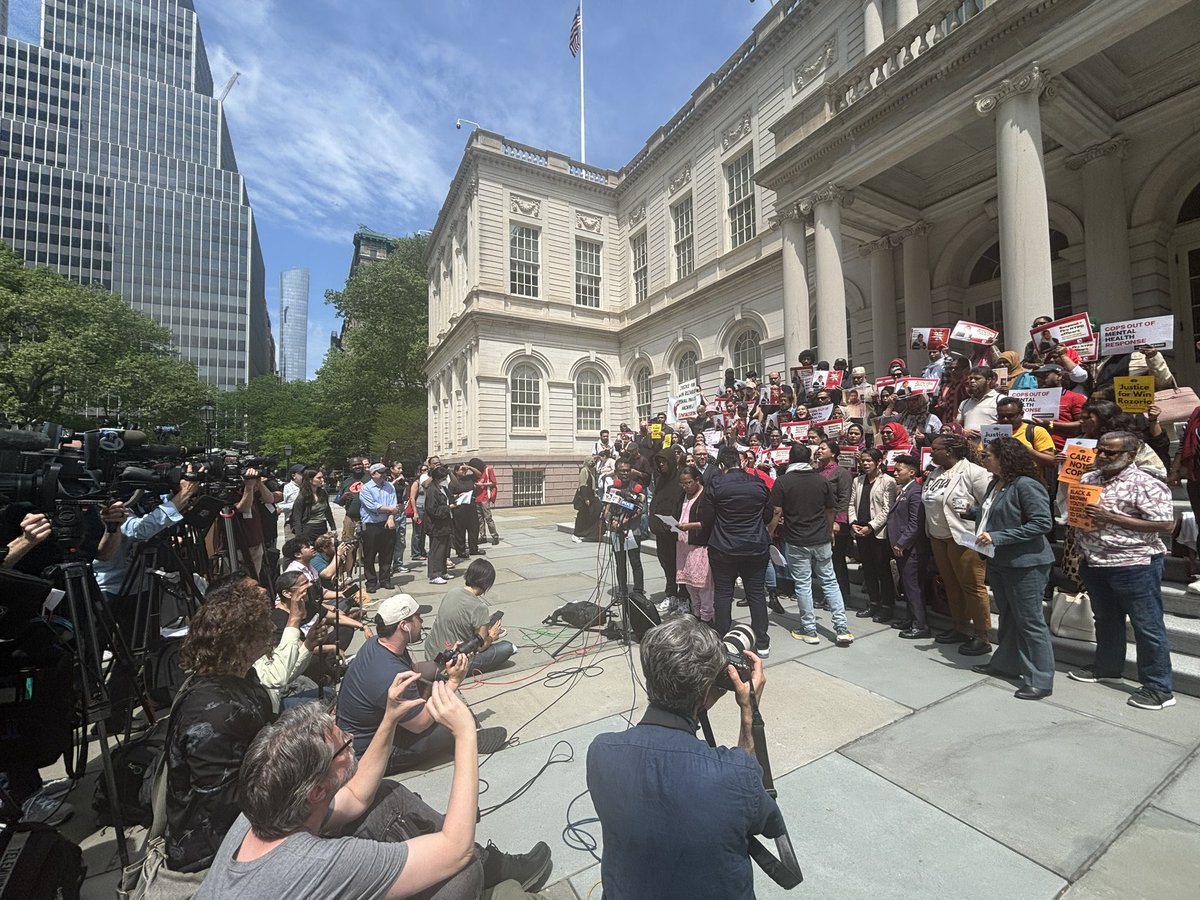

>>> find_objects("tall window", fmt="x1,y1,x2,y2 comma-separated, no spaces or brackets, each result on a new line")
510,363,541,429
974,299,1004,336
672,196,694,279
676,350,698,387
726,149,756,249
732,329,763,378
634,367,652,421
509,224,539,297
630,231,648,303
575,370,603,432
575,238,602,307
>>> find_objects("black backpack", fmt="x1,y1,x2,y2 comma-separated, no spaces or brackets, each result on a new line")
92,716,170,828
0,821,85,900
544,601,609,630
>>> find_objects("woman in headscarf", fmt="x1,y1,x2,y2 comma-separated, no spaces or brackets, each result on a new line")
998,350,1038,391
572,455,602,543
880,422,913,453
843,422,868,452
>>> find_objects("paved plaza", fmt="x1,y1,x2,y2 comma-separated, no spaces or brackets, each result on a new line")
69,505,1200,898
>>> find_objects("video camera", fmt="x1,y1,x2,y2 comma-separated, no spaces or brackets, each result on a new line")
434,611,503,666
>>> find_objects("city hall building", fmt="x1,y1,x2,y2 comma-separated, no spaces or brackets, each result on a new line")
425,0,1200,506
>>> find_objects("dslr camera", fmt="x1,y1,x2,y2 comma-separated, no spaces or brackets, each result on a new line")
714,623,757,692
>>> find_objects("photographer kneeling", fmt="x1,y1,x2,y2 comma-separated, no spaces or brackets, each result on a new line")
586,616,783,899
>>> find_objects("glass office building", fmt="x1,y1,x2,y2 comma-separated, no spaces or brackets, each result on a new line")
0,0,272,390
278,266,308,382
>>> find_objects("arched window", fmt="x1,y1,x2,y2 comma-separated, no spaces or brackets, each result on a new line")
1178,182,1200,224
731,329,763,379
575,370,603,433
510,363,541,429
969,230,1071,285
676,350,698,387
634,367,652,421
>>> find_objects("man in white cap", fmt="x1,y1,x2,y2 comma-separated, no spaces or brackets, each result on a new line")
850,366,876,405
337,594,508,774
359,462,400,592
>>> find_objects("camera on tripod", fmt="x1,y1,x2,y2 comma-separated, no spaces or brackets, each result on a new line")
434,611,503,666
714,623,757,692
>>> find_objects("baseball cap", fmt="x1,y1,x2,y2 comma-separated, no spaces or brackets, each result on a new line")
287,463,305,475
375,594,433,626
1033,364,1065,376
851,366,867,377
368,463,387,474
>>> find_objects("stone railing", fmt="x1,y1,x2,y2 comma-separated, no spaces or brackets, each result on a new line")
831,0,992,114
569,163,610,184
502,141,549,167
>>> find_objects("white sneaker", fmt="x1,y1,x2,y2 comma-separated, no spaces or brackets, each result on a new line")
1187,579,1200,596
429,577,448,585
572,536,583,544
655,598,673,615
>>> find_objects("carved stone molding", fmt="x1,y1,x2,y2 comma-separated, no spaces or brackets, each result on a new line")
628,204,646,227
793,38,837,93
509,194,541,217
721,109,753,152
798,183,853,214
767,203,803,230
974,64,1046,116
891,220,930,243
668,163,692,195
576,211,603,234
1065,136,1129,171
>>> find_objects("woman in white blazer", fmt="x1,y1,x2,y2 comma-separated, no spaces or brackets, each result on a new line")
850,449,898,621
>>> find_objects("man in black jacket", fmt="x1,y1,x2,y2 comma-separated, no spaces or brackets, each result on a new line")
424,466,454,585
649,448,682,613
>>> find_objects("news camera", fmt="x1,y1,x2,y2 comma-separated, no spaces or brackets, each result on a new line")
434,611,504,667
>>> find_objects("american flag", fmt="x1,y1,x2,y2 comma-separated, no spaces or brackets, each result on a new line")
568,6,581,57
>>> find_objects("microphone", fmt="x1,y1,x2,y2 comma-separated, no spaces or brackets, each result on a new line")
612,477,623,488
0,430,52,452
632,483,644,495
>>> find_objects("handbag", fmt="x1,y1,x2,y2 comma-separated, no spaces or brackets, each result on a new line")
1050,590,1095,642
1153,383,1200,425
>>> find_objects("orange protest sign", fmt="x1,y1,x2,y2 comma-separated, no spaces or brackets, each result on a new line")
1066,483,1103,531
1058,445,1097,484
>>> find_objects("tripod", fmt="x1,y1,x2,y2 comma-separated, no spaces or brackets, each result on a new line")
552,524,633,659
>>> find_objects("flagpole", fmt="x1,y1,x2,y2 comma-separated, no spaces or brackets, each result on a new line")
578,0,586,163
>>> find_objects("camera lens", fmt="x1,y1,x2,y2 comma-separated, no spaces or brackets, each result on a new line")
721,623,755,657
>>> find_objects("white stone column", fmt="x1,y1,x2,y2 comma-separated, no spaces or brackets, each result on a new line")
780,209,811,368
799,184,852,361
975,66,1053,353
900,222,932,372
863,0,885,54
896,0,919,27
861,237,898,379
1067,137,1133,325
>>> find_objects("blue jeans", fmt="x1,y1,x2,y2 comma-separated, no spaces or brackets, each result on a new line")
786,542,848,633
411,515,426,558
1079,556,1173,693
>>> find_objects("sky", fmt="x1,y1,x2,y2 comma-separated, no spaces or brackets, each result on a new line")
189,0,769,379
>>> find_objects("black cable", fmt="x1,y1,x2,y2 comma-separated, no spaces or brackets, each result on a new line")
562,787,602,863
478,740,574,818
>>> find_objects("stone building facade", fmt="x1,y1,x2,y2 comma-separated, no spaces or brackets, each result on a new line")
426,0,1200,507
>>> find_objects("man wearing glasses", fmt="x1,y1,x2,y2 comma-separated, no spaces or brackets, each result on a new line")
1070,432,1176,710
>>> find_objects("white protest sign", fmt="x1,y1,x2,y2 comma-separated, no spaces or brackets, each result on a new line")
782,421,811,441
1099,316,1174,355
980,423,1013,444
1008,387,1062,419
1031,313,1093,352
822,419,846,440
676,379,701,419
703,429,723,449
767,447,791,465
808,404,834,423
950,320,999,345
897,378,939,395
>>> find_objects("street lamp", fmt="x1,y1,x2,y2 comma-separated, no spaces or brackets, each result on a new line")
282,444,293,463
199,402,215,452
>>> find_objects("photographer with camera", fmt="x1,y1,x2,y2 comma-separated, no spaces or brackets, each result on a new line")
224,463,280,582
255,570,332,712
587,616,781,899
424,559,514,674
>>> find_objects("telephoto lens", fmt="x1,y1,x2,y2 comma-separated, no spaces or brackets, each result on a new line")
716,624,757,692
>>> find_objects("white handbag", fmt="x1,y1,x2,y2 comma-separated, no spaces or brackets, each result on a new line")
1050,590,1096,642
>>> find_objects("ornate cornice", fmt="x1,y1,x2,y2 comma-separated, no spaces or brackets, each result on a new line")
858,219,930,254
509,194,541,217
793,38,837,94
668,162,692,195
576,211,603,234
974,64,1046,116
721,109,753,152
627,204,646,228
1065,136,1129,171
767,202,803,230
858,235,892,256
798,183,853,214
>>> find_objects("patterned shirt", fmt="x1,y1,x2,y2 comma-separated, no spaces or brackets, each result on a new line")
1075,464,1172,567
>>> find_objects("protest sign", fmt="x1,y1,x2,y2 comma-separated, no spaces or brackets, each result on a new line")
649,423,663,440
1030,313,1093,354
885,450,903,472
1099,315,1174,355
782,421,811,441
1008,387,1062,419
790,366,814,392
767,447,791,466
920,447,932,471
994,367,1008,390
897,378,939,395
811,369,843,389
768,384,782,406
808,403,834,423
676,379,701,419
874,376,897,388
837,449,859,476
1066,483,1103,531
703,429,723,450
910,327,950,350
1114,376,1155,414
950,320,999,345
1068,335,1099,363
1058,444,1097,484
822,419,846,440
980,423,1013,444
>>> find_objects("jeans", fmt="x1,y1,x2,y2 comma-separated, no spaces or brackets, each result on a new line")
786,542,848,634
477,501,499,540
391,515,408,569
386,721,457,775
988,563,1055,690
452,502,479,557
829,526,853,606
709,547,770,648
654,531,678,597
1079,556,1173,693
411,515,426,558
427,531,451,580
466,640,516,674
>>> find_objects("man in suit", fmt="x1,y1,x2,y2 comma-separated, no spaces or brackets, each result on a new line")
888,454,932,639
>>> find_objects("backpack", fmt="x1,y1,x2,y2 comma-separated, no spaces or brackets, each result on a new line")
0,821,84,900
543,601,609,630
93,715,170,828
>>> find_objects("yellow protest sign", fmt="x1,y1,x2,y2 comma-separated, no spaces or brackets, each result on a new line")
649,423,662,441
1058,445,1097,484
1114,376,1155,414
1066,483,1103,531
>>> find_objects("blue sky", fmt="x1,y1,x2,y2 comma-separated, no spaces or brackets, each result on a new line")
191,0,767,378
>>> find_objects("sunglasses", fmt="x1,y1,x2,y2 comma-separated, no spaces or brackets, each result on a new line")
1096,447,1128,457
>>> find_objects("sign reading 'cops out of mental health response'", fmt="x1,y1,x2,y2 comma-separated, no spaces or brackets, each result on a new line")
1099,316,1174,356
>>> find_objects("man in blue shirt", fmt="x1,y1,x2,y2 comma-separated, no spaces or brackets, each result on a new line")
358,463,399,591
587,616,782,899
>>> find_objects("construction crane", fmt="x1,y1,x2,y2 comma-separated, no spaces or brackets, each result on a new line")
219,71,241,103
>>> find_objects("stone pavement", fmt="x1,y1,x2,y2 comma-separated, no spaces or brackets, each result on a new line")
65,504,1200,898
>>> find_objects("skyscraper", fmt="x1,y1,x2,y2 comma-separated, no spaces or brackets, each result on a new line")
0,0,272,390
279,267,309,383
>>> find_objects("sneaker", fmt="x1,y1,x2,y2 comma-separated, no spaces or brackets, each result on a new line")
755,643,771,659
477,726,508,753
655,597,673,615
835,630,855,646
21,794,74,827
492,535,500,545
1127,688,1176,710
393,565,410,574
1188,579,1200,596
572,536,583,543
790,629,820,644
429,577,448,585
1067,669,1125,684
482,839,553,892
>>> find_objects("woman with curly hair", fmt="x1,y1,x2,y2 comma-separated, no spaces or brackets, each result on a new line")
922,432,993,655
164,575,276,874
972,437,1056,699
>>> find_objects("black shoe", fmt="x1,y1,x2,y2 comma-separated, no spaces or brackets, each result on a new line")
958,638,991,656
472,549,486,556
934,630,972,644
768,597,787,615
380,581,393,590
813,599,830,611
855,607,877,619
1014,686,1052,700
890,619,913,630
477,726,508,754
365,582,378,592
454,554,470,562
481,839,553,892
872,608,895,624
736,598,750,607
897,627,931,639
971,664,1017,679
491,535,500,545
